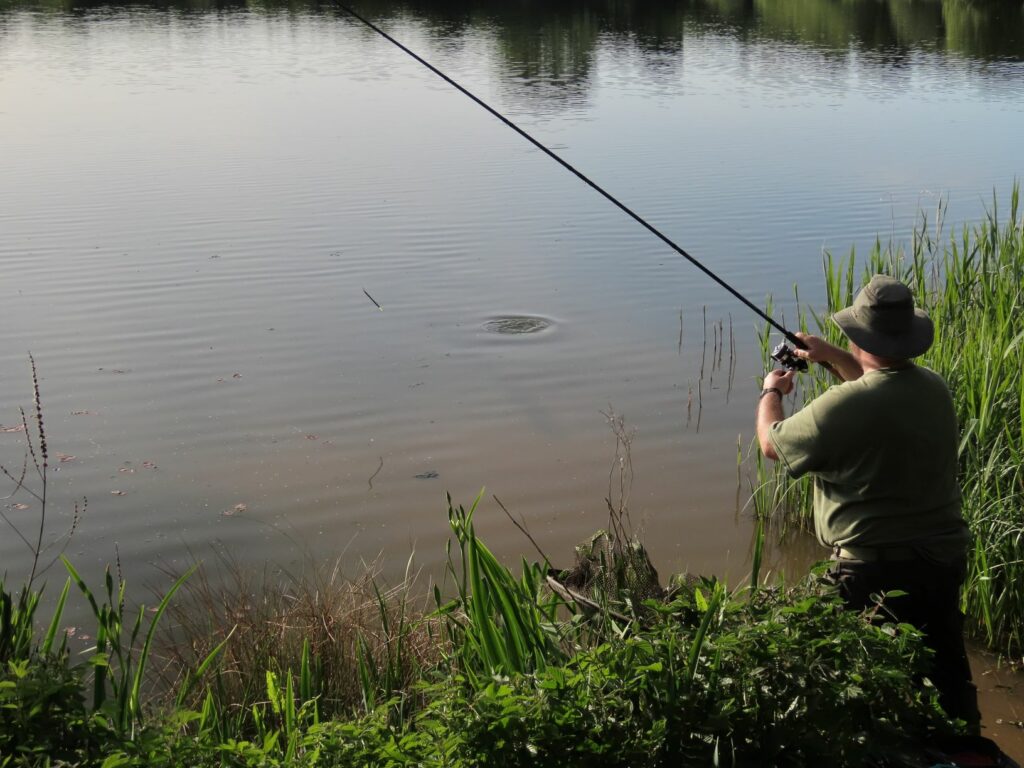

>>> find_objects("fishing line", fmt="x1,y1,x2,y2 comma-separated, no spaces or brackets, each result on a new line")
339,4,807,354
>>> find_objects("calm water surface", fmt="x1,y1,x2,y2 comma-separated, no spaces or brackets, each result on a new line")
2,0,1024,624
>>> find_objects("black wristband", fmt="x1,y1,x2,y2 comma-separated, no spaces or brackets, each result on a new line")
759,387,783,401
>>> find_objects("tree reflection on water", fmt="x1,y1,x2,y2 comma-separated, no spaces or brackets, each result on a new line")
3,0,1021,104
9,0,1021,54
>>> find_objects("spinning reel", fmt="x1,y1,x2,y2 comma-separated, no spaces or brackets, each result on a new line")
771,342,808,372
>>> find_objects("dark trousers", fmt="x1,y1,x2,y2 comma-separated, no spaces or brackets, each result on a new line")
826,556,980,731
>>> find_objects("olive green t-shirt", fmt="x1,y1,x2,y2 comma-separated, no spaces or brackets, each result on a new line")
768,365,969,562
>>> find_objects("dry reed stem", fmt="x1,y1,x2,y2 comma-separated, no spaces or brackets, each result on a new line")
157,551,444,717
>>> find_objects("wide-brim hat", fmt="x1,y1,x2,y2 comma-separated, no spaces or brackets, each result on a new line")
832,274,934,359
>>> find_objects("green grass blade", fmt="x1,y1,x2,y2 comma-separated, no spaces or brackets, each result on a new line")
41,577,71,656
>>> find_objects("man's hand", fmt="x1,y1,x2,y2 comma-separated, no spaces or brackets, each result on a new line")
757,368,793,461
762,369,795,395
791,332,837,364
792,332,863,381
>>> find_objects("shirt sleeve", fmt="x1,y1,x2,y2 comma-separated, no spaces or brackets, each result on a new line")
768,398,829,479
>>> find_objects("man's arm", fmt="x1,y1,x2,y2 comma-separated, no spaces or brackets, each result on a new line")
757,369,794,460
792,332,862,381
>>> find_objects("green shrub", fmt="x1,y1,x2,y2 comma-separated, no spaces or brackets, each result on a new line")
0,649,94,765
303,575,949,768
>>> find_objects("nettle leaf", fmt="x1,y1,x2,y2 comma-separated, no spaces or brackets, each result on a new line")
780,598,816,615
695,589,708,613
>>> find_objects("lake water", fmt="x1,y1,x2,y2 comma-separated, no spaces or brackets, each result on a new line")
1,0,1023,745
0,0,1019,593
3,0,1024,581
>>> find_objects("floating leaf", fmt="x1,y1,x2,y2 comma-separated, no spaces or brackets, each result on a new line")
305,434,319,441
142,461,157,469
71,410,94,416
12,502,29,510
0,424,26,433
224,503,247,516
57,453,76,463
111,490,127,496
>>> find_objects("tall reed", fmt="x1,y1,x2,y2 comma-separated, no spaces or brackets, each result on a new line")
434,491,564,682
753,187,1024,656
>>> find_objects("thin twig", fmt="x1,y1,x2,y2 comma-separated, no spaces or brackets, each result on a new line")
727,313,736,403
699,305,707,381
493,495,550,565
0,454,42,502
362,288,383,311
368,456,384,490
36,498,86,579
28,354,48,589
696,378,703,434
686,383,693,430
0,508,37,553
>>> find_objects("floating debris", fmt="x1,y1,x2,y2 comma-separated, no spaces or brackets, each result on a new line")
223,503,247,516
414,470,439,480
368,456,384,490
483,315,551,335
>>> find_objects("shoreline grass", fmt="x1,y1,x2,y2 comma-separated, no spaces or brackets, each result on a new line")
2,494,959,767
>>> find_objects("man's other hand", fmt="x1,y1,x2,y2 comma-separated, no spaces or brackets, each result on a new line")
763,369,795,394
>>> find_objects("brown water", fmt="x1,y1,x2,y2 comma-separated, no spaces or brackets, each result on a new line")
2,0,1024,754
973,649,1024,762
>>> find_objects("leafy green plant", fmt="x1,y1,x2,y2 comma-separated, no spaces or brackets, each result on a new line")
61,558,195,738
433,491,564,682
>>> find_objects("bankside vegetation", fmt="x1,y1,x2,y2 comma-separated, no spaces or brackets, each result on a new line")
5,190,1023,765
0,374,958,767
0,500,957,767
754,185,1024,658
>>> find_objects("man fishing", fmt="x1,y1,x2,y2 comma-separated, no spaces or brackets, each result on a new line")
755,274,980,731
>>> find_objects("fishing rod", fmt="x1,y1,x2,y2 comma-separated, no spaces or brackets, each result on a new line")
340,4,811,372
